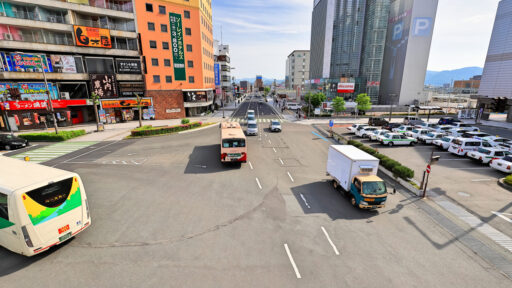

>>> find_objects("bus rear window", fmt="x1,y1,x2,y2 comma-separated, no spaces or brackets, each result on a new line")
26,178,73,208
222,139,246,148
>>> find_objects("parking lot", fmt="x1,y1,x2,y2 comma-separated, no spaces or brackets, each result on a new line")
331,122,512,248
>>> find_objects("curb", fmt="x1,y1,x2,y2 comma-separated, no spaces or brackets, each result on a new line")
497,178,512,192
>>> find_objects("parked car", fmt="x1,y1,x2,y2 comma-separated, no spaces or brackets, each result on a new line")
438,117,461,125
356,126,379,138
433,136,457,150
348,124,368,134
449,128,470,137
368,117,389,127
450,123,479,132
418,132,446,144
408,120,425,127
415,122,439,130
405,128,430,140
286,102,302,110
403,116,420,125
0,134,29,150
467,147,510,164
490,155,512,173
448,138,484,156
392,125,414,134
246,120,258,136
380,133,416,146
369,129,390,141
482,136,512,146
433,125,455,133
382,123,401,131
460,132,491,141
269,120,281,132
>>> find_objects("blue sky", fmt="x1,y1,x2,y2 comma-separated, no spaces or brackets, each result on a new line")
213,0,500,80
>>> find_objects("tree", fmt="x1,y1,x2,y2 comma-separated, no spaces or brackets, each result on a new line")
91,92,101,132
332,97,346,115
304,92,326,109
135,93,143,128
264,87,270,95
355,93,372,112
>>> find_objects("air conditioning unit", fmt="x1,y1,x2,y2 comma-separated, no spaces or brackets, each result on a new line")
3,33,13,40
60,92,70,100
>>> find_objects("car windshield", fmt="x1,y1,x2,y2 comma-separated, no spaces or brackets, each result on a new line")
412,129,419,133
427,133,435,137
503,156,512,162
441,137,451,142
477,148,491,155
271,121,280,125
362,181,387,196
248,124,257,128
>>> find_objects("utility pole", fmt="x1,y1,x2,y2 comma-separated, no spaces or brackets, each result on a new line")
39,55,59,134
420,147,440,198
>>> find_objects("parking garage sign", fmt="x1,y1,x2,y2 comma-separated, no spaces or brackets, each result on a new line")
169,13,186,81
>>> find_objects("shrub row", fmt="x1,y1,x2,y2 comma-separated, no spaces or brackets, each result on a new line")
181,118,190,124
504,175,512,186
130,122,202,137
18,130,86,142
347,139,415,180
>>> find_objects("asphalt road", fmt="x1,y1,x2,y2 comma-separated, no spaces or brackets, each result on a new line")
231,97,279,119
1,122,511,287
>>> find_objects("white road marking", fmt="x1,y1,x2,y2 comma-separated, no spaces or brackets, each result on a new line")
457,167,493,170
249,161,254,170
265,134,268,137
287,172,295,182
284,244,301,279
471,179,493,182
273,148,277,153
439,159,470,161
300,193,310,208
492,211,512,223
321,226,340,255
268,139,272,144
256,177,262,190
279,158,284,165
53,140,121,167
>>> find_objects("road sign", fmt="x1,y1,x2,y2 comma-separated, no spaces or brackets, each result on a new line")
329,120,334,127
426,165,431,174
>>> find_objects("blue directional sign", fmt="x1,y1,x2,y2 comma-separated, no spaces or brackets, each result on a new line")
329,120,334,127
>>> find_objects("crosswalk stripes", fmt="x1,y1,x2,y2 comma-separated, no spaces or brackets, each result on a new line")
11,141,98,163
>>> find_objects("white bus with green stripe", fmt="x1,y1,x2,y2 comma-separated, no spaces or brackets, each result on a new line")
0,156,91,256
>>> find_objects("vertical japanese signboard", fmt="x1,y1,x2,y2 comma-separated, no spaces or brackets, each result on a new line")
214,63,220,85
169,13,186,81
90,74,118,98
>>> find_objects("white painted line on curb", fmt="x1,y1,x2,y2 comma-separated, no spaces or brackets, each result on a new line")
249,161,254,170
472,179,492,182
321,226,340,255
284,244,301,279
287,172,295,183
279,158,284,165
273,148,277,153
256,178,262,190
300,193,310,208
492,211,512,223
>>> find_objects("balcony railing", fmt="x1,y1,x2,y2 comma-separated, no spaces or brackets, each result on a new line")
1,10,67,24
75,18,136,32
88,0,134,13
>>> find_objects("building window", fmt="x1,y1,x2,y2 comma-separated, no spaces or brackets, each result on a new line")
184,10,190,19
148,22,155,31
186,44,192,52
151,58,159,66
162,42,169,50
185,28,191,36
164,59,171,67
149,40,157,48
166,76,172,83
158,5,166,14
153,75,160,83
187,60,193,68
161,24,168,32
189,76,195,83
146,3,153,12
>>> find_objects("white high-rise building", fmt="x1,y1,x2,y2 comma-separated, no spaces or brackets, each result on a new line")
285,50,310,90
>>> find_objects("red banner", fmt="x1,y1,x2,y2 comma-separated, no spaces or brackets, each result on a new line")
337,83,355,93
1,99,88,110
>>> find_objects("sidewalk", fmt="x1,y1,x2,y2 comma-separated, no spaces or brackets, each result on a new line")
462,118,512,130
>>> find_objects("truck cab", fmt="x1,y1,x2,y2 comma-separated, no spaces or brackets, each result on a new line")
350,175,387,209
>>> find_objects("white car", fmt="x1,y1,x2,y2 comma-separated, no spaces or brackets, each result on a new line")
451,123,479,132
348,124,368,134
380,133,416,146
369,129,390,141
482,136,512,147
418,132,446,144
467,148,510,164
415,123,439,130
460,131,491,140
269,120,281,132
246,120,258,136
448,138,483,156
392,125,413,134
405,128,430,140
433,125,454,133
490,155,512,173
433,136,456,150
356,126,379,138
449,128,470,137
286,102,302,110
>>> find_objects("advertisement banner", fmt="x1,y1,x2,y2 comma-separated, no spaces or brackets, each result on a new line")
337,83,355,93
67,0,89,3
214,63,220,86
183,91,213,103
100,98,153,109
90,74,118,98
116,59,142,74
4,99,87,110
74,25,112,48
169,13,186,81
18,83,59,100
11,53,52,72
98,109,107,123
50,55,77,73
0,83,15,98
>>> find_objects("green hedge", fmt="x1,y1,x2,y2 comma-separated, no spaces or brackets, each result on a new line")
504,175,512,186
346,139,415,180
181,118,190,124
18,130,86,142
131,122,202,137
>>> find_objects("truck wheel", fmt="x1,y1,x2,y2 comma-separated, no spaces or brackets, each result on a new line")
332,180,338,190
409,141,415,146
388,142,393,147
350,196,357,207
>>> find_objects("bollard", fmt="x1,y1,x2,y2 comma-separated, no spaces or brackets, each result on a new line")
24,156,30,162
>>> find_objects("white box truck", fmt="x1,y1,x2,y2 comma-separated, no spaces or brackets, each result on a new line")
327,145,388,209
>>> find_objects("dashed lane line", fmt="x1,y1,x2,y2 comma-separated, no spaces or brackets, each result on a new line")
321,226,340,255
284,244,302,279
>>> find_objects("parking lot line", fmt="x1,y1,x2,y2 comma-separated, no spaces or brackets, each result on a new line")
321,226,340,255
284,244,301,279
249,161,254,170
279,158,284,165
472,179,493,182
255,178,262,190
492,212,512,223
300,193,310,208
287,172,295,182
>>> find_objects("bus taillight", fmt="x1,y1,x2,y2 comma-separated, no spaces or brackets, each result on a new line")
21,226,34,248
221,153,227,160
239,152,247,162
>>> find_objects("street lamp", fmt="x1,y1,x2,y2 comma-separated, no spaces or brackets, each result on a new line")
16,52,59,134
